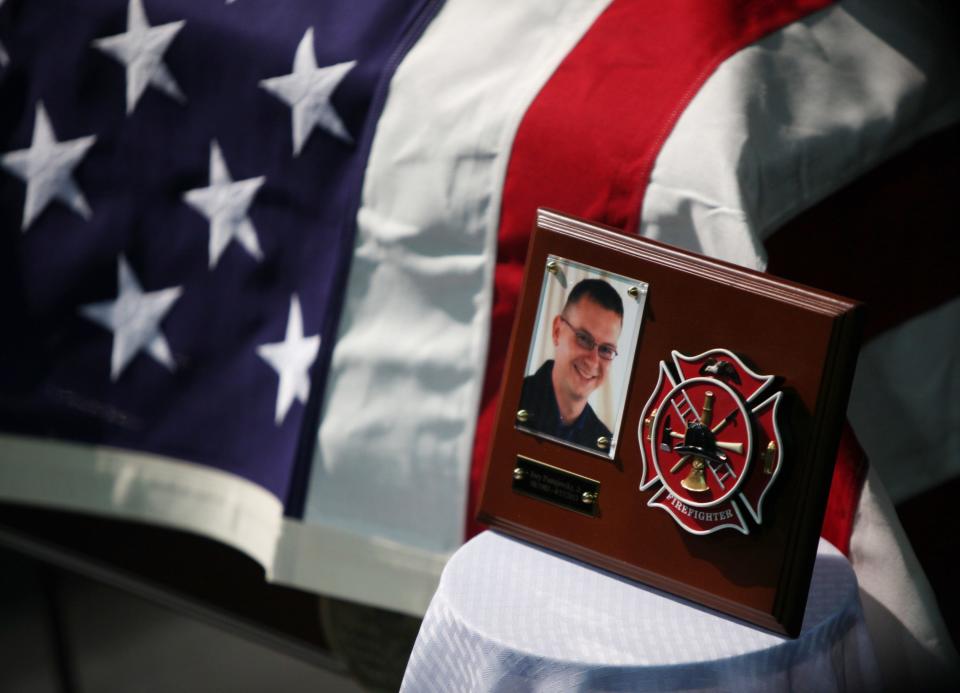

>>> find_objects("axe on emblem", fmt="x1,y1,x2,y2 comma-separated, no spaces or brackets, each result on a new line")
660,415,673,451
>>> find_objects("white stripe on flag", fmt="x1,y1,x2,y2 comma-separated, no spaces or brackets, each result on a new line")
848,296,960,504
284,0,613,601
640,0,960,269
0,434,283,568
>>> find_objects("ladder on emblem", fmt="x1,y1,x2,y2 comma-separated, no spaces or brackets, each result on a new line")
670,392,700,427
708,461,737,490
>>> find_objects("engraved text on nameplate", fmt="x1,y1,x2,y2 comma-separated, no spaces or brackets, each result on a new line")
511,456,600,517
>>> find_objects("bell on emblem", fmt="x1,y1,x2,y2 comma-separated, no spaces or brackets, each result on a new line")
681,458,710,492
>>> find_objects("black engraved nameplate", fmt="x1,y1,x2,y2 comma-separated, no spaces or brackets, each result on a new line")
511,456,600,517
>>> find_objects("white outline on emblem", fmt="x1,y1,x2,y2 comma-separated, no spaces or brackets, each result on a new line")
647,487,749,535
638,361,674,491
672,348,774,404
738,390,785,524
637,348,783,536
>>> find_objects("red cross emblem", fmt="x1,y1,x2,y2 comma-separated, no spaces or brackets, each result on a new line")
638,349,784,535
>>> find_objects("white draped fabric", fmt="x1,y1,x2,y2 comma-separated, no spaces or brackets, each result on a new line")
402,531,880,692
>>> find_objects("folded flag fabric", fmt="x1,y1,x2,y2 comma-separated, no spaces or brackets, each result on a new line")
0,0,440,566
2,0,958,683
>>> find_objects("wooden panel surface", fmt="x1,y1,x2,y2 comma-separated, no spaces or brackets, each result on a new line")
478,209,862,636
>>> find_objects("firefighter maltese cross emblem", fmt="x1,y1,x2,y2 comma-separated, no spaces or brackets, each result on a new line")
638,349,784,535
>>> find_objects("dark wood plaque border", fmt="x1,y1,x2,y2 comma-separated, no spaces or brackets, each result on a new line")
477,209,862,636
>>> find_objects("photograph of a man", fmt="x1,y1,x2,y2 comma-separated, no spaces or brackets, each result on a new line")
519,278,624,452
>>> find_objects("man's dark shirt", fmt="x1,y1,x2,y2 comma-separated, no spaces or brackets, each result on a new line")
518,360,612,451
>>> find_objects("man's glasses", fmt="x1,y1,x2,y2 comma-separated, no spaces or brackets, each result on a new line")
559,316,618,361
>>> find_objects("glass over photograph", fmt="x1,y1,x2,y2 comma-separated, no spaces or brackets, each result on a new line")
517,256,647,458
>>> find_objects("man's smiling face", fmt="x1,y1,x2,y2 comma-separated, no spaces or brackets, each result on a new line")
551,296,622,408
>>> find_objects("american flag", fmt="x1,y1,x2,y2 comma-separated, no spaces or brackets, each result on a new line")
0,0,438,507
1,0,958,681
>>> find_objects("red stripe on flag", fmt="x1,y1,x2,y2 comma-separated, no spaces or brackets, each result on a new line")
821,425,870,556
468,0,835,538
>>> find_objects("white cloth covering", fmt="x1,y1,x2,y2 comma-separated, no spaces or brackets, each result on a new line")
401,531,880,692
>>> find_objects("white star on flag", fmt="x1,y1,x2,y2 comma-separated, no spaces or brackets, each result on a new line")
80,255,183,381
257,295,321,425
260,28,356,155
183,141,266,268
92,0,186,114
1,102,96,231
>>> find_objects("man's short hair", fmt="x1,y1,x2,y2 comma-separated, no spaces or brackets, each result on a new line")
564,279,623,319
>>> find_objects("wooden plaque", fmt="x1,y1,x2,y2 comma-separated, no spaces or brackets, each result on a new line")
477,209,862,636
